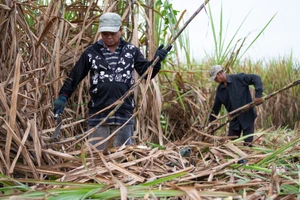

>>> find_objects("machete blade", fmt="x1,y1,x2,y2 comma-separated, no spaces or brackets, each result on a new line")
51,115,62,139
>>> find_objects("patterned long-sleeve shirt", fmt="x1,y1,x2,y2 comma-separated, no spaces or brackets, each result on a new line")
59,38,161,125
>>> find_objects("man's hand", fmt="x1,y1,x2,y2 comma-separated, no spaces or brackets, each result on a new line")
154,44,172,62
254,97,263,105
53,95,67,118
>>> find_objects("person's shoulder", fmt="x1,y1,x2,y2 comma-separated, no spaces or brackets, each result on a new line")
227,73,245,82
238,73,261,78
82,42,101,54
88,42,100,49
230,73,245,78
226,73,239,78
235,72,245,76
123,42,138,49
120,38,137,47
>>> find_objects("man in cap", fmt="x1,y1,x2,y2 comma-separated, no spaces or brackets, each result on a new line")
53,12,171,150
208,65,263,146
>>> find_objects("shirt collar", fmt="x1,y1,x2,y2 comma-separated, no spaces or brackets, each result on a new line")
219,74,231,89
226,74,232,83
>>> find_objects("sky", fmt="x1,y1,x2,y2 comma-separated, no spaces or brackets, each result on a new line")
171,0,300,62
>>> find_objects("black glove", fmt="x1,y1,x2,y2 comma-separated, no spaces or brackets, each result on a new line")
53,95,67,117
154,44,172,62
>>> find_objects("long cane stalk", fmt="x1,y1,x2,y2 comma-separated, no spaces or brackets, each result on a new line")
206,78,300,134
51,0,212,145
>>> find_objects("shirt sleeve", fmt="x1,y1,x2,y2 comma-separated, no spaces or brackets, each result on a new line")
209,95,222,122
134,48,161,79
59,51,91,98
241,74,264,98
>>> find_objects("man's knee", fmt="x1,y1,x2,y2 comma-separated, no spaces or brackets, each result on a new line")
88,125,110,150
113,125,134,147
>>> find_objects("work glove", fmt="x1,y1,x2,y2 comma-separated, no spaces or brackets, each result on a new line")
53,95,67,118
254,97,263,105
154,44,172,62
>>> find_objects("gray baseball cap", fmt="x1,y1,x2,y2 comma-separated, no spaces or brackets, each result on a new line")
209,65,223,81
98,12,122,33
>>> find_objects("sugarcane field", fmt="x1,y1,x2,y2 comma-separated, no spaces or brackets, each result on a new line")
1,0,300,199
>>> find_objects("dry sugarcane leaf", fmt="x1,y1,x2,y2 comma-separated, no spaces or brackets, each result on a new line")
35,17,58,49
6,53,22,168
9,120,31,174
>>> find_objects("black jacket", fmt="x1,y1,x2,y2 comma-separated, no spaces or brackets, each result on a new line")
209,73,263,130
59,38,161,115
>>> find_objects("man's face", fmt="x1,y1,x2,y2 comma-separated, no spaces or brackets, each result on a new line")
214,70,225,83
101,29,122,47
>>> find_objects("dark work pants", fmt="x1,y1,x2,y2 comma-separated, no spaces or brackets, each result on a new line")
228,123,254,146
88,124,134,150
